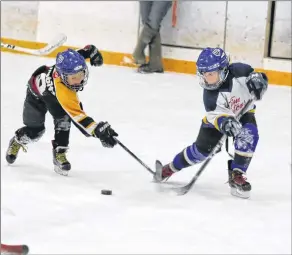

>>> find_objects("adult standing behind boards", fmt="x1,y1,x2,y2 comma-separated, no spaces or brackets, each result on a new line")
133,1,172,74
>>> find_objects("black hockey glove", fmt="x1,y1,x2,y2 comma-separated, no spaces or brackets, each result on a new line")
246,72,268,100
220,116,242,137
93,121,118,148
84,45,103,66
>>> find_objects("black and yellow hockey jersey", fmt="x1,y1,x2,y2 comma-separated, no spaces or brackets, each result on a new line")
27,49,97,137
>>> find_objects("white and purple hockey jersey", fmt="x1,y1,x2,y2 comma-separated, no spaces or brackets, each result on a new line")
202,62,256,130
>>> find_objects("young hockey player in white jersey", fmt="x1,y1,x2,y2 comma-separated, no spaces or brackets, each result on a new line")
154,47,268,198
5,45,118,176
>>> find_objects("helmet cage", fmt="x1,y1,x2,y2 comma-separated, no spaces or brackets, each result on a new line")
198,67,229,90
60,67,89,92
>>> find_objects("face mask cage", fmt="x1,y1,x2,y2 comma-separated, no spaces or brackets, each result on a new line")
197,67,229,90
60,67,89,92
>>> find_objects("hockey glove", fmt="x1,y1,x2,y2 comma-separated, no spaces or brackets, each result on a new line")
220,116,242,137
84,45,103,66
246,72,268,100
93,121,118,148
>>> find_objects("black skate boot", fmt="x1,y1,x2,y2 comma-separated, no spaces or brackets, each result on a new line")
52,143,71,176
228,165,251,199
6,136,27,164
153,160,175,182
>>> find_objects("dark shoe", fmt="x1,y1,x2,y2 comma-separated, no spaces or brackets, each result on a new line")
137,63,164,74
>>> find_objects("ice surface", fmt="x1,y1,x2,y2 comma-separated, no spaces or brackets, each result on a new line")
1,52,291,254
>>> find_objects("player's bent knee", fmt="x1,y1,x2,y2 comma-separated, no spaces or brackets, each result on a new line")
15,126,45,144
234,123,259,156
184,143,208,165
232,123,259,172
54,116,71,131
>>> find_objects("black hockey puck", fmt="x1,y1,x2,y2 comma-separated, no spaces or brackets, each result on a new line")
101,189,112,195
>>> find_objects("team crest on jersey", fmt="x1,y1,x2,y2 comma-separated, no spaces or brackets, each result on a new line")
229,96,245,112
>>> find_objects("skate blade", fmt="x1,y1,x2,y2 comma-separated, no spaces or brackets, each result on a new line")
54,166,69,176
153,160,164,182
230,187,250,199
153,174,164,183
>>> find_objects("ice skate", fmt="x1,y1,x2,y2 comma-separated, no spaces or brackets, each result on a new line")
153,160,174,182
53,146,71,176
229,168,251,199
6,136,27,164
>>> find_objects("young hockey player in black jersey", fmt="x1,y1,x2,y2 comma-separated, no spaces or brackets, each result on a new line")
154,47,268,198
6,45,118,176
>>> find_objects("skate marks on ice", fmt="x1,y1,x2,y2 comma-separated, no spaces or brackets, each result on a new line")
2,153,289,204
153,180,234,200
1,207,15,217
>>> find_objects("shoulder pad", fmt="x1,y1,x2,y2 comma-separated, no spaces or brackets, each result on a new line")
32,65,50,77
203,90,219,112
229,63,254,78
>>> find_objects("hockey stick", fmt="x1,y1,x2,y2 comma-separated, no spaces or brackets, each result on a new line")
1,244,29,255
1,33,67,56
114,138,155,175
174,97,255,195
225,137,234,159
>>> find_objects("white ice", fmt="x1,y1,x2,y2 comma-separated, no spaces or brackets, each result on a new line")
1,52,291,254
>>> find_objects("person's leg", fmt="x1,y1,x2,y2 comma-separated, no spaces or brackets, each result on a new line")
52,115,71,150
6,90,46,164
231,112,259,173
140,1,153,25
51,116,71,175
133,2,159,65
138,1,172,73
147,1,172,30
149,32,163,70
154,122,223,181
47,105,72,175
228,112,259,198
138,32,163,73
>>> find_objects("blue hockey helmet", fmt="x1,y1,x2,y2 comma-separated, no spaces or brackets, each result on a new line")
56,49,89,91
196,47,229,90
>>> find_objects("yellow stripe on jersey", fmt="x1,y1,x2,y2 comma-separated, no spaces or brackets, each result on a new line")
53,76,97,135
202,116,209,124
86,122,97,135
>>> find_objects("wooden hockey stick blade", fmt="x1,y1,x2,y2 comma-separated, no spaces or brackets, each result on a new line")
36,33,67,55
1,244,29,255
1,33,67,56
